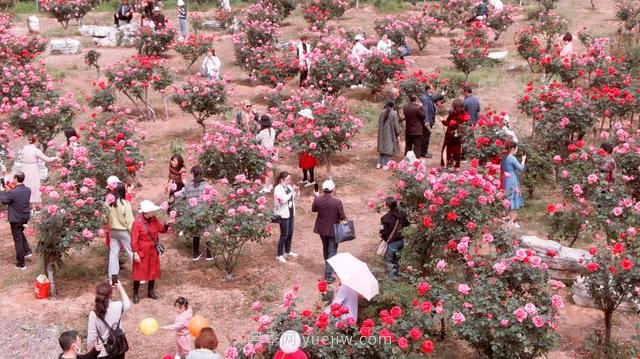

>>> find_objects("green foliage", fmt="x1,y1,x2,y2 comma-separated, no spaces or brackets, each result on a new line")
171,77,231,129
518,141,554,199
363,53,405,94
87,84,117,111
136,26,177,56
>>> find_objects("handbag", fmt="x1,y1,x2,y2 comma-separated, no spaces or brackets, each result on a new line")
141,219,165,255
270,214,281,223
97,305,129,355
376,218,401,256
333,220,356,243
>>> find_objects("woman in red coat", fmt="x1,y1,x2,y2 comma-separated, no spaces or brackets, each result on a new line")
131,200,174,304
441,98,471,169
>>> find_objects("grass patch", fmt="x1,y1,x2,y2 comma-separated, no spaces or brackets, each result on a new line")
362,0,405,13
10,0,38,14
355,103,379,135
46,65,67,80
42,26,80,38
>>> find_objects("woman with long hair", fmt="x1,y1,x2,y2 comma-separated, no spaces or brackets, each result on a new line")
21,135,58,207
105,182,134,278
501,142,526,228
379,197,410,279
180,166,213,260
274,171,299,264
441,98,470,169
256,115,277,193
86,281,131,358
376,100,401,170
167,154,186,200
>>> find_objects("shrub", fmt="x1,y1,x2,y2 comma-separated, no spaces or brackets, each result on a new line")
171,76,231,130
514,27,543,72
362,52,405,94
373,15,406,47
307,32,362,94
533,11,568,51
486,4,514,41
174,35,214,69
40,0,97,29
84,49,101,76
402,14,442,52
300,0,349,27
136,25,177,56
0,24,46,65
614,0,640,30
449,22,490,82
87,81,117,111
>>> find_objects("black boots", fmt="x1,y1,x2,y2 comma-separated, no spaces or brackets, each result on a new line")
147,280,159,300
133,281,140,304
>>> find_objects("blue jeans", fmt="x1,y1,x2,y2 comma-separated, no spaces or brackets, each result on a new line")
321,235,339,278
384,239,404,277
277,213,294,256
178,18,188,38
378,153,390,166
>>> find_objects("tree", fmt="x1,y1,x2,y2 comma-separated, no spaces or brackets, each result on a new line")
171,77,231,130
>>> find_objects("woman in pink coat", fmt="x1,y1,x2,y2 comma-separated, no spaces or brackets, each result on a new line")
131,200,174,304
162,296,193,358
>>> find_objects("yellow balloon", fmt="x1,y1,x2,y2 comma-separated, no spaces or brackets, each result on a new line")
140,317,159,336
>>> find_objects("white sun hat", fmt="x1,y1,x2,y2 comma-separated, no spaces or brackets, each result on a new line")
140,200,162,213
298,108,314,120
354,34,364,41
107,176,121,186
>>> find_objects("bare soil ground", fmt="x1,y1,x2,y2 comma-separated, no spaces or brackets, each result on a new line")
0,0,638,358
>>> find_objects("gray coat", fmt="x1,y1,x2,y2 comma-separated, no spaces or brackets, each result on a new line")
377,108,401,155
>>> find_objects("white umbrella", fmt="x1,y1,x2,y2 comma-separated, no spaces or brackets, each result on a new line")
327,252,379,301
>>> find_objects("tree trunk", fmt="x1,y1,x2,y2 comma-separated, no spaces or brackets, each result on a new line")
46,260,57,298
323,155,332,180
439,318,446,341
604,309,613,348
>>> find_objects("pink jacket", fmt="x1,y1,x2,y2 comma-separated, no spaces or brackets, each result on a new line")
166,307,193,336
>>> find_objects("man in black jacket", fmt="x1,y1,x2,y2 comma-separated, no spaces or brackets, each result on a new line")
0,172,32,269
312,180,346,283
403,95,426,157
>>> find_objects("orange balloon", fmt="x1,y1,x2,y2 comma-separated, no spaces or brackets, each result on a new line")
188,315,209,337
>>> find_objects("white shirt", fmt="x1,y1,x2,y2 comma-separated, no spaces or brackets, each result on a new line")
376,39,393,55
273,183,298,218
332,284,359,321
297,42,312,68
256,128,276,149
201,55,221,79
489,0,503,11
351,42,371,62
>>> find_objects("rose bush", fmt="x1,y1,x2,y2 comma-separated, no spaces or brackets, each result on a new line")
362,51,405,95
171,76,231,130
301,0,348,28
40,0,97,29
402,13,442,51
486,4,514,41
135,25,177,56
0,18,46,65
307,30,362,94
174,35,214,69
449,22,490,82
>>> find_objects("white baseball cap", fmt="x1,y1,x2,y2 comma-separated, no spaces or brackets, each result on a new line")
354,34,364,41
107,176,121,186
298,108,314,120
322,180,335,192
139,200,162,213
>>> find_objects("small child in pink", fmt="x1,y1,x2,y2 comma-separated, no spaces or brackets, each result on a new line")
162,296,193,359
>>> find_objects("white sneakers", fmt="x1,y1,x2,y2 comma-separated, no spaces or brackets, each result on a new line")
376,163,382,169
277,252,299,264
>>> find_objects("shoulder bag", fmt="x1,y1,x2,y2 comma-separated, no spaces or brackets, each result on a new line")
141,218,165,255
96,305,129,355
334,219,356,243
376,218,400,257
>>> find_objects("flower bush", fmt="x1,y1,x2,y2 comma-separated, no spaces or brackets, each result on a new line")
428,0,476,31
135,25,177,56
104,55,173,120
174,35,214,69
461,111,510,168
514,27,544,72
486,4,514,41
402,14,442,51
449,22,490,81
40,0,97,29
307,31,362,94
193,122,276,183
615,0,640,31
300,0,349,27
362,51,405,94
171,76,231,130
250,49,300,87
532,11,568,51
212,8,237,30
373,15,406,47
0,19,46,65
273,89,363,177
83,49,101,76
393,69,454,107
87,81,117,112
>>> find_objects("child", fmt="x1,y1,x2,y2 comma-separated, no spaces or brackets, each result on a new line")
162,296,193,359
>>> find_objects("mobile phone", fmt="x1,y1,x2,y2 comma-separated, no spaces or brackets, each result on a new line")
111,274,118,286
314,183,319,192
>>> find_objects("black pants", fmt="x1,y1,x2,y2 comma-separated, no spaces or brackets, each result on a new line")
405,134,422,157
276,213,294,256
300,68,308,87
10,221,30,266
193,236,212,258
421,125,432,156
320,235,338,279
303,168,314,182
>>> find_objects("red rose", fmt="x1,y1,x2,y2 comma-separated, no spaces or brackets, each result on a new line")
317,280,327,293
446,211,458,221
588,247,597,255
417,281,431,295
421,340,434,353
422,216,433,228
546,250,557,257
409,327,422,340
612,242,625,255
621,258,633,270
420,301,433,313
546,204,556,214
447,240,458,250
359,325,372,337
397,337,409,350
586,262,600,272
362,318,375,327
389,306,402,319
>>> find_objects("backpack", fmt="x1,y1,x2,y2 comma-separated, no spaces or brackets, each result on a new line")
96,305,129,355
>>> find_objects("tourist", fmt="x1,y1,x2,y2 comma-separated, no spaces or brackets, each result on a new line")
64,126,79,146
274,331,308,359
379,196,410,279
501,142,526,227
141,0,154,20
420,84,445,158
178,166,213,261
499,114,518,144
21,135,58,208
403,94,426,158
201,48,221,81
235,100,259,133
105,182,134,279
58,330,102,359
167,154,186,203
274,171,300,264
489,0,504,15
150,7,166,29
463,86,481,126
331,281,359,321
297,109,317,186
475,0,489,21
312,180,346,283
599,142,616,190
441,98,470,169
115,0,133,26
376,100,401,170
218,0,230,10
131,200,174,303
376,34,394,56
87,281,131,358
162,296,193,359
559,32,574,58
0,172,32,270
256,115,276,193
187,327,221,359
296,35,312,87
351,34,371,63
177,0,188,40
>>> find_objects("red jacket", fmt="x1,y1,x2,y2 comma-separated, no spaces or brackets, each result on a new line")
298,153,317,170
131,214,168,281
274,349,308,359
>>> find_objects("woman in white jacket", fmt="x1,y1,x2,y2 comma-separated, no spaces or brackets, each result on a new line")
201,48,221,80
273,171,299,264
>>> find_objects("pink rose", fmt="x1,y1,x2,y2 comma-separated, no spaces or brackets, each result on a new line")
452,312,465,325
436,259,447,270
532,316,544,328
513,307,527,322
524,303,537,315
551,294,564,310
457,284,471,295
